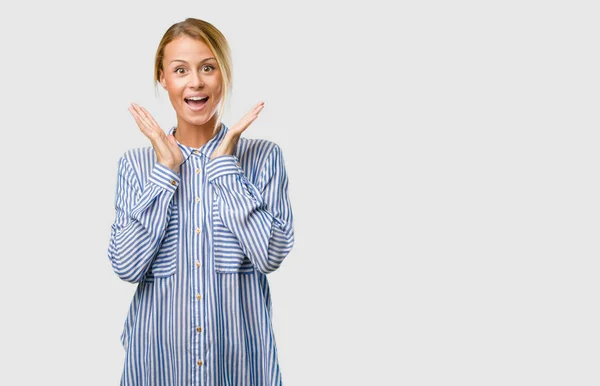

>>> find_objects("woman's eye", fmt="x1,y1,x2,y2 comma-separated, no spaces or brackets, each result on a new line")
174,65,214,74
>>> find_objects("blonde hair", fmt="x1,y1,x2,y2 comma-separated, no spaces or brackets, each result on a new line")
154,18,233,135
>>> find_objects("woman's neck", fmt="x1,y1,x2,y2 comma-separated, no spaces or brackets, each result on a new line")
174,121,220,149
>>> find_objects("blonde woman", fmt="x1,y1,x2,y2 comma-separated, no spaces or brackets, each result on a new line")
107,18,295,385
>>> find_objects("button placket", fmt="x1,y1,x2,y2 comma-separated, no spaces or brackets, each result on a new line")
195,159,203,235
191,154,205,372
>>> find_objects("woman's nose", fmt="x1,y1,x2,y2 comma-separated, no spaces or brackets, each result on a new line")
190,72,204,87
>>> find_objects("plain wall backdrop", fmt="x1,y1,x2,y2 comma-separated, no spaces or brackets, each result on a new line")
0,0,598,385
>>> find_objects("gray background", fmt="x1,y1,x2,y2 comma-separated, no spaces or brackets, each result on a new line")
0,1,598,385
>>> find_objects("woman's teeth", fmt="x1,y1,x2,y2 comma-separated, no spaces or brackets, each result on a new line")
185,97,208,106
185,96,209,110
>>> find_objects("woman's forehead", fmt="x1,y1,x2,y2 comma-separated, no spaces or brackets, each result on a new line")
164,36,213,62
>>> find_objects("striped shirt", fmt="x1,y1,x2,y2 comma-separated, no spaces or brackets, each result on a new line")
107,123,295,385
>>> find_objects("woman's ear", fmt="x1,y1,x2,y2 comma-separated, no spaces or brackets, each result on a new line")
159,71,167,90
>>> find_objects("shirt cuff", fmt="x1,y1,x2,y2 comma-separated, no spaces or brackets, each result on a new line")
148,162,181,193
206,155,243,182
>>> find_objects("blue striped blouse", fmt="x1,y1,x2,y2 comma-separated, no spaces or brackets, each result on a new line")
107,123,295,385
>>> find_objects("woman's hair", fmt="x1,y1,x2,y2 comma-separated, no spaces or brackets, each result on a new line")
154,18,233,135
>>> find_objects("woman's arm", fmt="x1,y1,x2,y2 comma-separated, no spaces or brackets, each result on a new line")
206,144,295,274
107,154,181,283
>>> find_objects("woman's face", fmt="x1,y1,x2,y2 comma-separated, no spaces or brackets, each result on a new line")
159,35,222,129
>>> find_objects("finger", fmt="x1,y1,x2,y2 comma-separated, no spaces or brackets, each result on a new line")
234,102,264,129
137,106,168,145
128,105,169,156
128,105,152,137
130,103,155,133
130,104,159,139
230,112,262,135
249,102,265,116
249,102,265,117
137,105,161,130
240,103,264,123
243,104,264,123
129,104,149,129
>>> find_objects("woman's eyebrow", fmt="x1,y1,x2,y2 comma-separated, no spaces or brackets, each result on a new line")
170,57,216,64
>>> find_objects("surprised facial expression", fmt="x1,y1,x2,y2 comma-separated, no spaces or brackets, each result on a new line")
159,35,222,127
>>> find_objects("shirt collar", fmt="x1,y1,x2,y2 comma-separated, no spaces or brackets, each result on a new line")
167,123,229,164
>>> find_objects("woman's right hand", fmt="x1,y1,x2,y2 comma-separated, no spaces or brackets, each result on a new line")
128,102,184,174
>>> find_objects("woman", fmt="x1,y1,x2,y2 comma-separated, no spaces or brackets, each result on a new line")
107,18,295,385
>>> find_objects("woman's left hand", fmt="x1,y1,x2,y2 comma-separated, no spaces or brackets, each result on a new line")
210,102,265,161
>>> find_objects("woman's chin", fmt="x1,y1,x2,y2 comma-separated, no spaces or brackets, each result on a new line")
178,112,216,127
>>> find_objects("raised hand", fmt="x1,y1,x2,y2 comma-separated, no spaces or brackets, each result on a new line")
210,102,265,161
128,102,184,174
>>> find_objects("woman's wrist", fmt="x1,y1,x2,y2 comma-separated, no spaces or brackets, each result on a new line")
211,133,240,160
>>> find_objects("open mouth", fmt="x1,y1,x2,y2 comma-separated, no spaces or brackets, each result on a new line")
185,96,209,109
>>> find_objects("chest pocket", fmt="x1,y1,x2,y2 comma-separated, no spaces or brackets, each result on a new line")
145,201,179,282
212,194,255,274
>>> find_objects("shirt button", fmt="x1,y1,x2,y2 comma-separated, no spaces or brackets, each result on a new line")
195,227,202,234
194,150,200,154
170,180,177,186
195,260,201,267
195,168,201,174
197,360,203,366
196,196,201,202
196,326,202,333
196,293,202,300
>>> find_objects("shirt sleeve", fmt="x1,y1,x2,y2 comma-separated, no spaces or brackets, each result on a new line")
206,144,295,274
107,154,181,283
